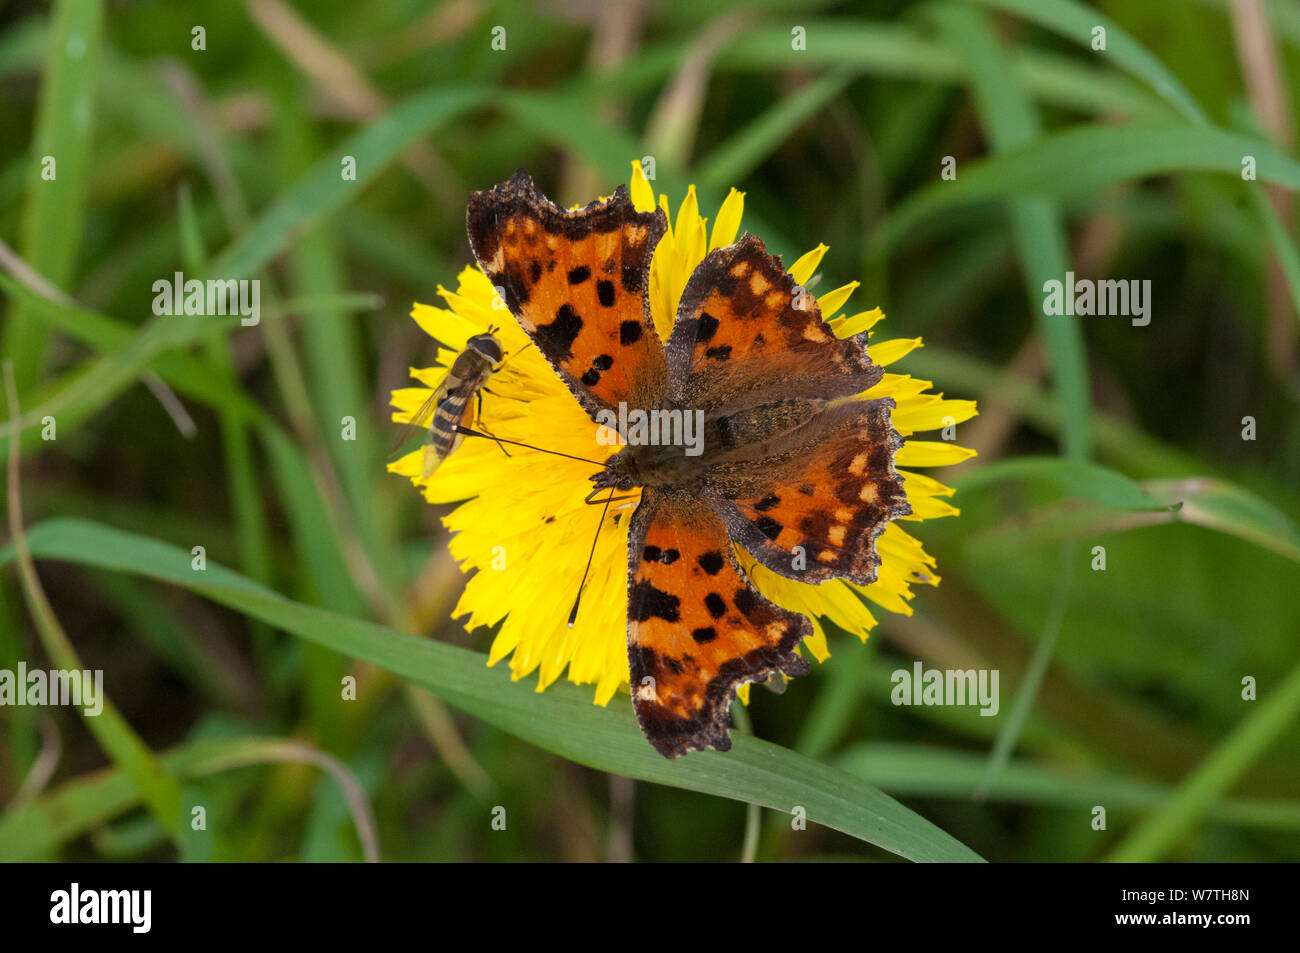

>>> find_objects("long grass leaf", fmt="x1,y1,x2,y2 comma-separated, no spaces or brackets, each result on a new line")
3,518,985,863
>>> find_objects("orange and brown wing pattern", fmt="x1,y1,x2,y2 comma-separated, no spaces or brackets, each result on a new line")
665,233,882,415
710,400,911,586
627,489,812,758
467,170,668,420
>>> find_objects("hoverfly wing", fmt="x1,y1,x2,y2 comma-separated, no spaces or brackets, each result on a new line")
389,385,446,459
421,443,445,480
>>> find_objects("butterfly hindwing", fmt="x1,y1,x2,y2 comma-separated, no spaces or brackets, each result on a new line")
627,489,811,758
467,170,668,420
666,233,882,415
708,399,910,585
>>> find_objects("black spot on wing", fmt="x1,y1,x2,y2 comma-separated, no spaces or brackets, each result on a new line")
630,580,680,623
754,494,780,512
582,353,615,387
691,626,718,644
567,266,590,285
755,516,783,540
704,593,726,619
697,551,724,576
597,280,616,307
620,321,643,345
535,304,583,361
493,270,528,310
643,544,680,565
705,344,732,361
621,262,643,292
697,312,719,343
733,588,761,621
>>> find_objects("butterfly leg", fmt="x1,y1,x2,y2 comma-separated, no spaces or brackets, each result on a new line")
583,486,637,505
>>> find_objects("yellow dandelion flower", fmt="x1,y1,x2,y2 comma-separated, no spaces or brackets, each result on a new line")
389,161,977,707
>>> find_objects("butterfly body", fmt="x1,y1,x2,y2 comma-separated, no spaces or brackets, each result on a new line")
468,170,910,757
593,396,829,494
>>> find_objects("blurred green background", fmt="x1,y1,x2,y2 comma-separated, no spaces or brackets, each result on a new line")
1,0,1298,862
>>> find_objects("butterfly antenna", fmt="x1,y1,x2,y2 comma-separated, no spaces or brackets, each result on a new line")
455,426,604,465
568,488,615,628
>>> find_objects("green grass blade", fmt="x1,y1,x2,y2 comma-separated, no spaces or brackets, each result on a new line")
953,457,1163,511
706,21,1172,119
901,346,1203,477
4,375,181,842
1107,655,1300,861
3,518,984,863
966,0,1208,124
933,4,1091,800
963,0,1300,326
204,86,485,280
873,124,1300,255
836,742,1300,831
934,3,1090,460
1143,478,1300,564
695,69,853,191
275,107,398,597
2,0,103,394
0,735,373,860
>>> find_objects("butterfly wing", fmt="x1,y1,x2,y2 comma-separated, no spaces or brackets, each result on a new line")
467,170,668,421
665,233,881,415
627,488,811,758
658,233,909,584
706,399,910,585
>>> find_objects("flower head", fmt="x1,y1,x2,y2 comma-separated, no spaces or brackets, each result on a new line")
390,162,977,705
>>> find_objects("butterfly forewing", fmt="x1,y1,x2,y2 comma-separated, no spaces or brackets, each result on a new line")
666,233,882,415
466,170,668,421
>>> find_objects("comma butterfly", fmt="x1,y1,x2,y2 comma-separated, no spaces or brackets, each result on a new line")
467,170,910,758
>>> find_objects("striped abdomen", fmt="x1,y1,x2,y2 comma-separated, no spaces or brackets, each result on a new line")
428,387,473,457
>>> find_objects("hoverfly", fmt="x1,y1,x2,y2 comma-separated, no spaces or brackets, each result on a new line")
395,327,512,478
394,327,625,630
